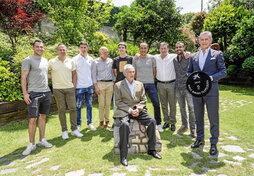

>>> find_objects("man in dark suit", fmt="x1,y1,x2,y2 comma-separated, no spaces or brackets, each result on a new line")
187,31,227,155
114,64,162,166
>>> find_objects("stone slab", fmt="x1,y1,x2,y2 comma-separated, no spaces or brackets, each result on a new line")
65,169,85,176
25,158,49,169
221,145,245,153
0,168,18,174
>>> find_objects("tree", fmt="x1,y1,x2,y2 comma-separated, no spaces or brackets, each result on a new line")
182,12,196,25
114,0,182,47
203,0,249,50
0,0,44,51
226,16,254,66
207,0,223,10
37,0,113,45
190,11,207,37
229,0,254,10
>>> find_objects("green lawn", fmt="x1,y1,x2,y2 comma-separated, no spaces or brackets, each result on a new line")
0,85,254,176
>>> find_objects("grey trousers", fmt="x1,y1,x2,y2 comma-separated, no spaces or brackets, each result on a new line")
176,89,195,129
53,88,77,132
193,96,219,144
118,111,156,158
157,82,177,124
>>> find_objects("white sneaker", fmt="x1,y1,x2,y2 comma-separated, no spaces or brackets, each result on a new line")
22,143,36,156
71,129,83,138
109,126,114,132
88,124,97,131
77,125,81,131
38,138,53,148
62,131,69,140
157,125,164,132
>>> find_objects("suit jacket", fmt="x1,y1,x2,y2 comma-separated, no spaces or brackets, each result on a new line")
114,79,147,118
187,48,227,97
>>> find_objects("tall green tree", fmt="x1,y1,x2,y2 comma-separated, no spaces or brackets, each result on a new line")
226,16,254,65
229,0,254,10
37,0,113,45
208,0,253,11
204,0,249,50
114,0,182,47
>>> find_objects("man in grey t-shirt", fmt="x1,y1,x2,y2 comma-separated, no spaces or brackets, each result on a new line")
133,43,162,132
173,41,195,138
21,40,52,156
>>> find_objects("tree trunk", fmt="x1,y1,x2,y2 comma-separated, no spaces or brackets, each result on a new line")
123,28,127,42
223,35,227,51
8,35,17,53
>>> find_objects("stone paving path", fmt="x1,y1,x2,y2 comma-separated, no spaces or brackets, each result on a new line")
0,99,253,175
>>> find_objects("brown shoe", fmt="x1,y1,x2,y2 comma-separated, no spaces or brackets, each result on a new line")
99,121,104,128
105,121,112,128
177,125,188,133
189,129,196,138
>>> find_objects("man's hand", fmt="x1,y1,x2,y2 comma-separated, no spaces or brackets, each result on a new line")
23,93,31,104
133,53,140,60
131,109,140,117
95,87,100,95
184,52,191,59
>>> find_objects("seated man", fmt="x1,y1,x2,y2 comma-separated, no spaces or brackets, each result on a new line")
114,64,162,166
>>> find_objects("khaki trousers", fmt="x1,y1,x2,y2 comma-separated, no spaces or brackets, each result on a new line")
157,82,177,124
53,88,77,132
97,82,114,123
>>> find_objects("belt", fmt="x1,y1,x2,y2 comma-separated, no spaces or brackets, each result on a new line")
98,80,113,82
157,79,176,84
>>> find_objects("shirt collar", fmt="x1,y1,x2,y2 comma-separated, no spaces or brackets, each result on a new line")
79,54,89,60
125,78,134,86
99,57,108,62
56,57,68,62
200,47,210,56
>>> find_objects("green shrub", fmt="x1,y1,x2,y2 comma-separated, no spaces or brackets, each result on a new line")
226,65,238,77
88,32,110,56
0,32,14,60
105,41,139,58
0,58,22,102
242,56,254,73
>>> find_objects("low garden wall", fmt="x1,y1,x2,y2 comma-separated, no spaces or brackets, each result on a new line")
0,99,58,126
0,95,98,126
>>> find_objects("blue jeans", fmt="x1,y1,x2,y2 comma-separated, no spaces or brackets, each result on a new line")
143,83,161,125
76,86,93,126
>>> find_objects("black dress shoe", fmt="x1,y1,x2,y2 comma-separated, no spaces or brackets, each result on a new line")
148,150,162,159
162,123,169,129
120,157,128,166
170,124,176,131
209,144,218,155
191,139,205,148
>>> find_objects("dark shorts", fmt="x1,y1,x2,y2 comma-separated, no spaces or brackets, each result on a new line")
28,91,51,118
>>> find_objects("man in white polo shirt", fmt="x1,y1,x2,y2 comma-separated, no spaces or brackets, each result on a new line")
73,42,96,131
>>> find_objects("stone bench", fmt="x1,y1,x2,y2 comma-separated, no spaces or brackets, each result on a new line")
114,118,162,154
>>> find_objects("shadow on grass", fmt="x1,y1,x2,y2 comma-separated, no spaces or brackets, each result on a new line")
0,144,55,167
220,85,254,96
80,128,113,142
180,148,226,174
102,149,154,166
0,113,58,132
0,128,82,167
160,130,194,149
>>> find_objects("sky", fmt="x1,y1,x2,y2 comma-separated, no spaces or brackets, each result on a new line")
101,0,210,14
